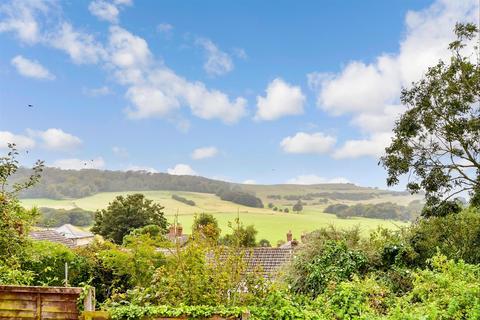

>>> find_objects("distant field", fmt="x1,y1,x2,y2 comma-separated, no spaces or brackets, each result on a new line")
21,190,410,243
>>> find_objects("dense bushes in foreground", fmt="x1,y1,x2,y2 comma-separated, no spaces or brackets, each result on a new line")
108,255,480,319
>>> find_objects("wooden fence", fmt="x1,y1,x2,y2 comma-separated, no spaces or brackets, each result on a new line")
0,285,89,319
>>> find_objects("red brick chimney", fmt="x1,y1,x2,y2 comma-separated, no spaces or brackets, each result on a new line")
287,230,293,242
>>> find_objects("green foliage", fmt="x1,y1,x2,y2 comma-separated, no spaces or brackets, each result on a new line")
91,193,168,244
37,207,94,227
100,234,166,288
381,23,480,214
220,221,258,247
125,239,270,307
0,263,34,285
292,200,303,213
409,207,480,265
286,227,366,297
109,304,247,320
0,144,43,267
16,166,231,199
389,255,480,319
216,188,264,208
192,213,221,242
21,240,76,286
172,194,196,206
326,202,421,221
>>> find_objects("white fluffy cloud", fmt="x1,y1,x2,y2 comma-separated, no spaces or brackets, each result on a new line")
1,2,246,124
48,22,106,64
280,132,336,154
287,174,350,185
255,78,305,121
106,27,246,123
0,0,49,44
11,55,54,80
89,1,119,23
28,128,82,150
191,146,218,160
0,131,35,149
196,38,233,76
308,0,479,159
52,157,105,170
167,164,197,176
88,0,132,23
333,132,393,159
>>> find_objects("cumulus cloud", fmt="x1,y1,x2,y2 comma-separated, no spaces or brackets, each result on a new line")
280,132,336,154
88,1,119,23
196,38,234,77
0,131,35,149
0,0,50,44
333,132,393,159
52,157,105,170
105,27,246,123
1,2,247,124
11,55,55,80
28,128,82,150
48,22,106,64
88,0,132,24
243,179,256,184
191,146,218,160
255,78,305,121
308,0,479,159
167,164,197,176
287,174,350,185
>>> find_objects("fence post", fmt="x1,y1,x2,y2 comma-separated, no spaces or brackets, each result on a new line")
84,287,95,311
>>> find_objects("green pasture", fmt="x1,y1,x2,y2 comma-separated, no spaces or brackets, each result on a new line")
21,190,409,243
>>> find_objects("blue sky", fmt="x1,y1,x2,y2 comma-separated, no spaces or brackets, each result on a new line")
0,0,478,188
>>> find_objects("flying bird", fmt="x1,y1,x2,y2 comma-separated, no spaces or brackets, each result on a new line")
26,104,33,108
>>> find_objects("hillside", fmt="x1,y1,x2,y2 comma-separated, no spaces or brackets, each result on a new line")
15,167,415,202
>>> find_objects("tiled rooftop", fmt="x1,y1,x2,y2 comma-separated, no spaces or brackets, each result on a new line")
30,229,76,248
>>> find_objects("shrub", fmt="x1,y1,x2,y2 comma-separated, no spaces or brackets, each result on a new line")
408,207,480,265
287,230,367,297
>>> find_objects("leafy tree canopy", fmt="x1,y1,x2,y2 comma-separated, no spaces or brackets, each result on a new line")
91,193,168,244
381,23,480,216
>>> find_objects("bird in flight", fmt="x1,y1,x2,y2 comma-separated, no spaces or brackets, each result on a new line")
27,104,33,108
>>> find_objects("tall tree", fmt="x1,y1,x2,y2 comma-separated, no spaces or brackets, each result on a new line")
381,23,480,216
91,193,168,244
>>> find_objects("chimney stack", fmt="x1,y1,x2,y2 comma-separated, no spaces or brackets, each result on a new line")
286,230,293,242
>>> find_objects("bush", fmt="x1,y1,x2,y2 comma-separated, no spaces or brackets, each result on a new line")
286,227,367,297
409,207,480,265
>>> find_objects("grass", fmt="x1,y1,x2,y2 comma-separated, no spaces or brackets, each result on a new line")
21,190,409,243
